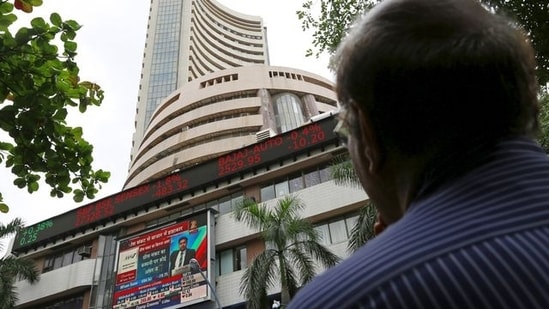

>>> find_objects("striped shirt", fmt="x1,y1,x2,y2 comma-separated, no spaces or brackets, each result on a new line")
288,137,549,309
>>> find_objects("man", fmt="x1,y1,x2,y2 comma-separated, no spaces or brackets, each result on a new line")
169,236,196,272
289,0,549,308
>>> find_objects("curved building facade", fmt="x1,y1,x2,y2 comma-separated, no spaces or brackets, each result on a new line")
125,65,337,188
131,0,268,160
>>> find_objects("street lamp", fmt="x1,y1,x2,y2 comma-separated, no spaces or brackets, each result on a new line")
189,258,222,309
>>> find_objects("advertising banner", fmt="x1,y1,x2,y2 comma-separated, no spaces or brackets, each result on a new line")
112,212,210,309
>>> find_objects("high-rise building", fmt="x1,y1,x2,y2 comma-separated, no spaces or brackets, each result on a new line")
10,1,368,309
131,0,268,163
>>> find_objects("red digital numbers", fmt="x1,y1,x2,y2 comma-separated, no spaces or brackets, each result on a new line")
218,148,261,177
153,174,189,198
217,138,282,177
75,198,115,227
288,123,326,150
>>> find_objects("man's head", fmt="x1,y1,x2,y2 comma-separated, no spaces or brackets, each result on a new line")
334,0,539,220
178,236,188,251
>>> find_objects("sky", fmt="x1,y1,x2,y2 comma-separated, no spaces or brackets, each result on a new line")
0,0,334,254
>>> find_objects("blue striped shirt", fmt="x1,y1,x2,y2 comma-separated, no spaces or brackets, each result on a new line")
288,137,549,308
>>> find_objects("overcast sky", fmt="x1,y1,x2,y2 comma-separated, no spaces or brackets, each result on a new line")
0,0,334,253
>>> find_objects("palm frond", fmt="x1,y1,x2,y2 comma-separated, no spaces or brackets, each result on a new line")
299,239,341,268
0,256,39,284
0,218,24,240
274,195,305,221
233,197,271,231
0,218,39,305
347,201,378,253
240,249,278,309
287,246,316,285
330,154,362,188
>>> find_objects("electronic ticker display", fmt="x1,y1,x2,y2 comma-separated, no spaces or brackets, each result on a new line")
12,116,338,252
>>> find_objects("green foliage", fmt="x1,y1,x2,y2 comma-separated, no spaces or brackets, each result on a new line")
233,195,340,308
346,200,377,252
330,153,361,188
0,218,39,308
537,92,549,152
330,154,377,250
297,0,549,86
297,0,376,59
0,0,110,212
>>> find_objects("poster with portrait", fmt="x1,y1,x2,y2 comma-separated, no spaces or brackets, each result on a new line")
112,212,211,309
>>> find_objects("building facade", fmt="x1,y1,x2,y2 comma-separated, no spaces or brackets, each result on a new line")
12,115,368,309
131,0,268,161
9,1,371,308
125,64,337,188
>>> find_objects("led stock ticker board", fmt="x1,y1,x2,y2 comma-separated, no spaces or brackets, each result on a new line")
12,116,338,252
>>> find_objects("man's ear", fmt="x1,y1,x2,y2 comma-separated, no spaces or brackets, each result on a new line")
356,107,382,173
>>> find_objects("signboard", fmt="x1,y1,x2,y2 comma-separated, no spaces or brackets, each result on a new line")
12,116,338,252
112,212,211,309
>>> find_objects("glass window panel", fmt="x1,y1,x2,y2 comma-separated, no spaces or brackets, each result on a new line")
289,174,304,193
234,246,247,271
260,184,275,201
44,257,54,272
345,215,359,236
275,180,289,197
304,170,321,187
329,220,348,244
314,225,331,245
218,196,232,215
53,254,63,269
219,250,234,275
62,251,74,267
320,166,332,182
231,193,244,209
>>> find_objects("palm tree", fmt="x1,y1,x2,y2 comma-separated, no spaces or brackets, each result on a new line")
233,195,341,309
0,218,39,309
537,90,549,152
330,154,378,253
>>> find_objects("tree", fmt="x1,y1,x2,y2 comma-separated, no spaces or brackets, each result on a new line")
538,92,549,152
330,154,377,252
0,0,110,213
297,0,549,87
0,218,39,308
233,195,341,308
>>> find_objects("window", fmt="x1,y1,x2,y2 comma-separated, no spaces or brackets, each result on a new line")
273,93,305,133
288,174,304,193
275,180,289,197
42,295,84,309
304,169,321,187
260,165,333,201
234,246,247,271
345,215,358,236
218,250,233,276
190,191,243,216
314,225,331,246
218,195,231,214
260,185,276,201
329,220,348,244
216,245,248,276
42,244,92,273
313,212,360,246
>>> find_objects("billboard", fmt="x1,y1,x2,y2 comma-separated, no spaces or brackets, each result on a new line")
112,212,212,309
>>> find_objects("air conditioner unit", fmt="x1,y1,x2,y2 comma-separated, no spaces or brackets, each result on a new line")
256,128,275,142
77,246,92,257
